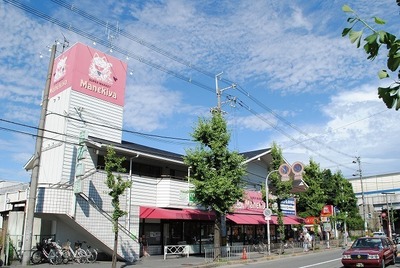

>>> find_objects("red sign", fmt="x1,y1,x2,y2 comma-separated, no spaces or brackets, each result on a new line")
49,42,127,106
305,216,319,225
320,205,334,217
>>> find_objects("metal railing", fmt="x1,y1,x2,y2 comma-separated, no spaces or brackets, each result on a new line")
204,239,343,263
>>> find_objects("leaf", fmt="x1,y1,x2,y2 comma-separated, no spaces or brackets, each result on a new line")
373,16,386,25
378,85,400,109
342,27,352,37
378,70,389,79
342,5,354,13
364,33,378,44
347,17,357,23
349,30,363,47
387,56,400,72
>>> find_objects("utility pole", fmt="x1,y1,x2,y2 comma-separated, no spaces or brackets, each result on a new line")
353,156,367,236
21,43,57,265
214,72,236,112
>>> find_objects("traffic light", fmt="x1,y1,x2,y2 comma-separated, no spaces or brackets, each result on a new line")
368,213,372,219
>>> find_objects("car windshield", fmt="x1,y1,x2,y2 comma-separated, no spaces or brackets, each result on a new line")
352,238,383,249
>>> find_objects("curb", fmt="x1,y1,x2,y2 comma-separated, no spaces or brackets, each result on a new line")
191,248,343,268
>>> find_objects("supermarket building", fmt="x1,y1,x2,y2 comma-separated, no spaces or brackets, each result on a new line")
0,43,305,262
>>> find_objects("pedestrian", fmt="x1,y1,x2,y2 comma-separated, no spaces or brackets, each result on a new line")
343,231,348,247
303,232,311,252
140,234,150,257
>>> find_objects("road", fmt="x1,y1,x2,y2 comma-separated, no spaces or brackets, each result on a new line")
225,248,400,268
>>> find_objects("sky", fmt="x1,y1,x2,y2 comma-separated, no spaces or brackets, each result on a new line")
1,0,400,183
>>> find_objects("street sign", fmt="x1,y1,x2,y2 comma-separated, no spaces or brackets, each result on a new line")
263,208,272,217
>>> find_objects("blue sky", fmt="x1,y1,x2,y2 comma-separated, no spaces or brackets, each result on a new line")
1,0,400,183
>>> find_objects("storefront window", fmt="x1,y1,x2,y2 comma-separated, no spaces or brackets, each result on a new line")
230,225,244,243
245,226,255,244
200,223,214,245
184,222,200,244
169,221,183,244
141,223,161,245
256,225,265,242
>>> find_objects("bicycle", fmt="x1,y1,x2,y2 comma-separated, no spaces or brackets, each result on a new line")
31,238,65,265
283,239,294,249
62,240,88,263
252,241,267,253
82,241,98,263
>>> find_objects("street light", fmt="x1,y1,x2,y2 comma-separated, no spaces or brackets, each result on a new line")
265,169,279,256
381,192,395,238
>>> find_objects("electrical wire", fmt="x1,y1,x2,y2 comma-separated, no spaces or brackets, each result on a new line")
4,0,384,173
54,0,364,162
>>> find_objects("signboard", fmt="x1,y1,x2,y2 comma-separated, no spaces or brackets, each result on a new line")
321,205,334,217
305,216,319,225
280,198,296,215
233,190,265,213
49,42,127,106
278,163,291,181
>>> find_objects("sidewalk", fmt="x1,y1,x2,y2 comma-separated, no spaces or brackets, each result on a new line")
3,245,342,268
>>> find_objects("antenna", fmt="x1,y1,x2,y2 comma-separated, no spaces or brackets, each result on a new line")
106,21,120,52
61,33,70,52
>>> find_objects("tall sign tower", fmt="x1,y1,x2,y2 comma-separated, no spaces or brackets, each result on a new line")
40,43,128,185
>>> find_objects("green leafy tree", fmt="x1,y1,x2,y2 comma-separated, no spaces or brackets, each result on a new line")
184,110,246,253
342,4,400,110
297,160,363,233
267,143,293,243
105,146,132,268
297,160,326,218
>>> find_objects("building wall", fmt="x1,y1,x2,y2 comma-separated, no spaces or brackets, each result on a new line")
348,172,400,232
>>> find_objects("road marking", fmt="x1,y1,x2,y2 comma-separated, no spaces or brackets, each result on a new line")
298,258,342,268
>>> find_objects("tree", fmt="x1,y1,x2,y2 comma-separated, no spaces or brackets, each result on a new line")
296,160,325,218
342,4,400,110
297,160,363,232
184,110,246,254
267,143,293,243
105,146,132,268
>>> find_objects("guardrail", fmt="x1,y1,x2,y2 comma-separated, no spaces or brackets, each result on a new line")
164,245,189,260
204,239,343,263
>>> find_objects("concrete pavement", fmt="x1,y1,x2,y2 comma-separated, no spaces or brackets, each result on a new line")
3,246,340,268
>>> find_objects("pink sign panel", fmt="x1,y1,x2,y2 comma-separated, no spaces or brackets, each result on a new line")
233,190,265,213
49,42,127,106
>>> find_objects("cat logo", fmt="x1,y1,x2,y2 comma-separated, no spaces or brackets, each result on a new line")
54,56,67,82
88,53,113,85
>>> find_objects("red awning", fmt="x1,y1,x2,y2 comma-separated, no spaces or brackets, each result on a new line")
269,216,302,225
226,214,266,224
140,206,215,221
227,213,301,225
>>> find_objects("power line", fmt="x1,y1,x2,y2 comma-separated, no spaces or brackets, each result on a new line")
4,0,215,94
0,115,194,146
4,0,382,172
234,97,355,171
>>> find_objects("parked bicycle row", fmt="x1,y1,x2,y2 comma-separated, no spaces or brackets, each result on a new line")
31,238,98,265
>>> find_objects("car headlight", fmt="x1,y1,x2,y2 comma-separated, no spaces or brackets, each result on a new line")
368,254,379,259
342,254,351,259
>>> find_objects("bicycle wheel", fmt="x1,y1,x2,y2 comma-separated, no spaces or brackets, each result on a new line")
87,248,97,263
31,250,43,264
76,248,88,263
61,249,69,264
48,249,57,265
